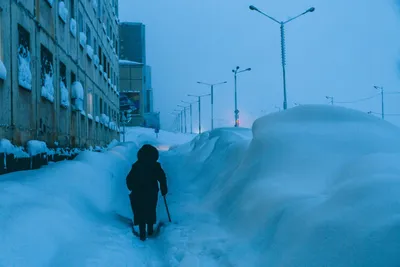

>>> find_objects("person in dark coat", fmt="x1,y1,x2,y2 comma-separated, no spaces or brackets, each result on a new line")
126,144,168,241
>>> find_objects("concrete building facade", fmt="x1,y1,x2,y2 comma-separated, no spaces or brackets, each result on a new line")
0,0,121,149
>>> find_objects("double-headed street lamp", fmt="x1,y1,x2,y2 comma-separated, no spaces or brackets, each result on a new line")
188,93,211,134
232,66,251,127
182,100,196,134
197,81,227,131
249,5,315,110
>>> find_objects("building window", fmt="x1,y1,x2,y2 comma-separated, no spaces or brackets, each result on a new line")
146,90,151,113
104,101,108,115
94,94,99,115
71,71,76,84
70,0,75,18
100,97,103,114
40,44,54,103
86,24,91,46
115,40,118,55
98,0,102,20
60,61,69,108
18,24,32,90
78,11,83,32
98,47,102,65
107,62,110,78
93,38,97,53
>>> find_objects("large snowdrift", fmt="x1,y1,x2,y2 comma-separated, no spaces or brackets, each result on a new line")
168,105,400,266
0,142,141,266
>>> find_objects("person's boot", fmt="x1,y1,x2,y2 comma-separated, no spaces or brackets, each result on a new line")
139,223,146,241
147,224,154,236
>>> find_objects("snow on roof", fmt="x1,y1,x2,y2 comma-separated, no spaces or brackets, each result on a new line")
119,60,143,66
71,81,84,99
0,59,6,80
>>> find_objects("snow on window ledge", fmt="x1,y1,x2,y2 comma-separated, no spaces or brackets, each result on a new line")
94,55,100,67
103,71,108,80
95,116,100,123
71,81,84,111
87,114,94,120
108,78,112,86
99,65,104,73
41,68,55,103
102,23,107,34
70,19,77,38
79,32,87,48
18,45,32,91
91,0,98,11
86,45,94,60
60,80,70,108
0,59,7,80
80,110,86,116
58,1,68,23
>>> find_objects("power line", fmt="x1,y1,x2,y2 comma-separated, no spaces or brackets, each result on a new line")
335,93,380,104
369,111,400,116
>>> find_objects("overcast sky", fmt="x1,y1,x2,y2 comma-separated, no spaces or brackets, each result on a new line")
119,0,400,131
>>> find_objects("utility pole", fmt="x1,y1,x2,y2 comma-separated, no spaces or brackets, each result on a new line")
182,100,196,134
374,86,384,120
197,81,227,131
178,104,189,134
188,93,211,134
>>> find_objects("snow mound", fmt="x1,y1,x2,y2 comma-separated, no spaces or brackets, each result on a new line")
177,104,400,266
27,140,48,156
60,80,69,107
58,1,68,23
18,45,32,90
0,59,6,80
70,18,77,37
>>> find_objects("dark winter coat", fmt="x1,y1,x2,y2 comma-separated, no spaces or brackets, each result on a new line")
126,145,168,225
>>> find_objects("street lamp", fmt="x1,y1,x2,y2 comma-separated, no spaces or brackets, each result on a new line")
326,96,334,105
174,109,184,133
232,66,251,127
182,100,197,134
197,81,227,131
374,85,384,120
188,93,211,134
249,5,315,110
178,104,189,134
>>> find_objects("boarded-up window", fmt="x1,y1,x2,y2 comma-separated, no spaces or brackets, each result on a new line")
40,45,54,102
18,24,31,90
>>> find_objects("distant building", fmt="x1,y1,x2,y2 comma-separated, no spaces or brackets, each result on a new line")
0,0,120,148
119,22,158,128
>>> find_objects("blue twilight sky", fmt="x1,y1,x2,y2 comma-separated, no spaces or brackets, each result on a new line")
119,0,400,131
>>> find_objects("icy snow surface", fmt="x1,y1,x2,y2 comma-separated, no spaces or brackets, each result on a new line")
70,18,77,37
60,81,69,107
41,68,55,103
2,105,400,266
18,45,32,90
58,1,68,23
0,59,6,80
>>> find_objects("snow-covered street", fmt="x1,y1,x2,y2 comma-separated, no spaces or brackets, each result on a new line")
1,105,400,266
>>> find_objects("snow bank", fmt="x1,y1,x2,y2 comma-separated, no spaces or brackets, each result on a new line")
41,65,54,103
18,45,32,90
60,80,69,107
171,105,400,266
0,142,141,266
86,45,94,59
79,32,87,48
27,140,48,156
71,81,84,111
58,1,68,23
70,18,77,37
0,59,6,80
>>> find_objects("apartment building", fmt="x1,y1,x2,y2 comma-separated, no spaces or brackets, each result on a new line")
0,0,120,148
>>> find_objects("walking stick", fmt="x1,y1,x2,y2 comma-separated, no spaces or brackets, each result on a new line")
163,195,172,222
